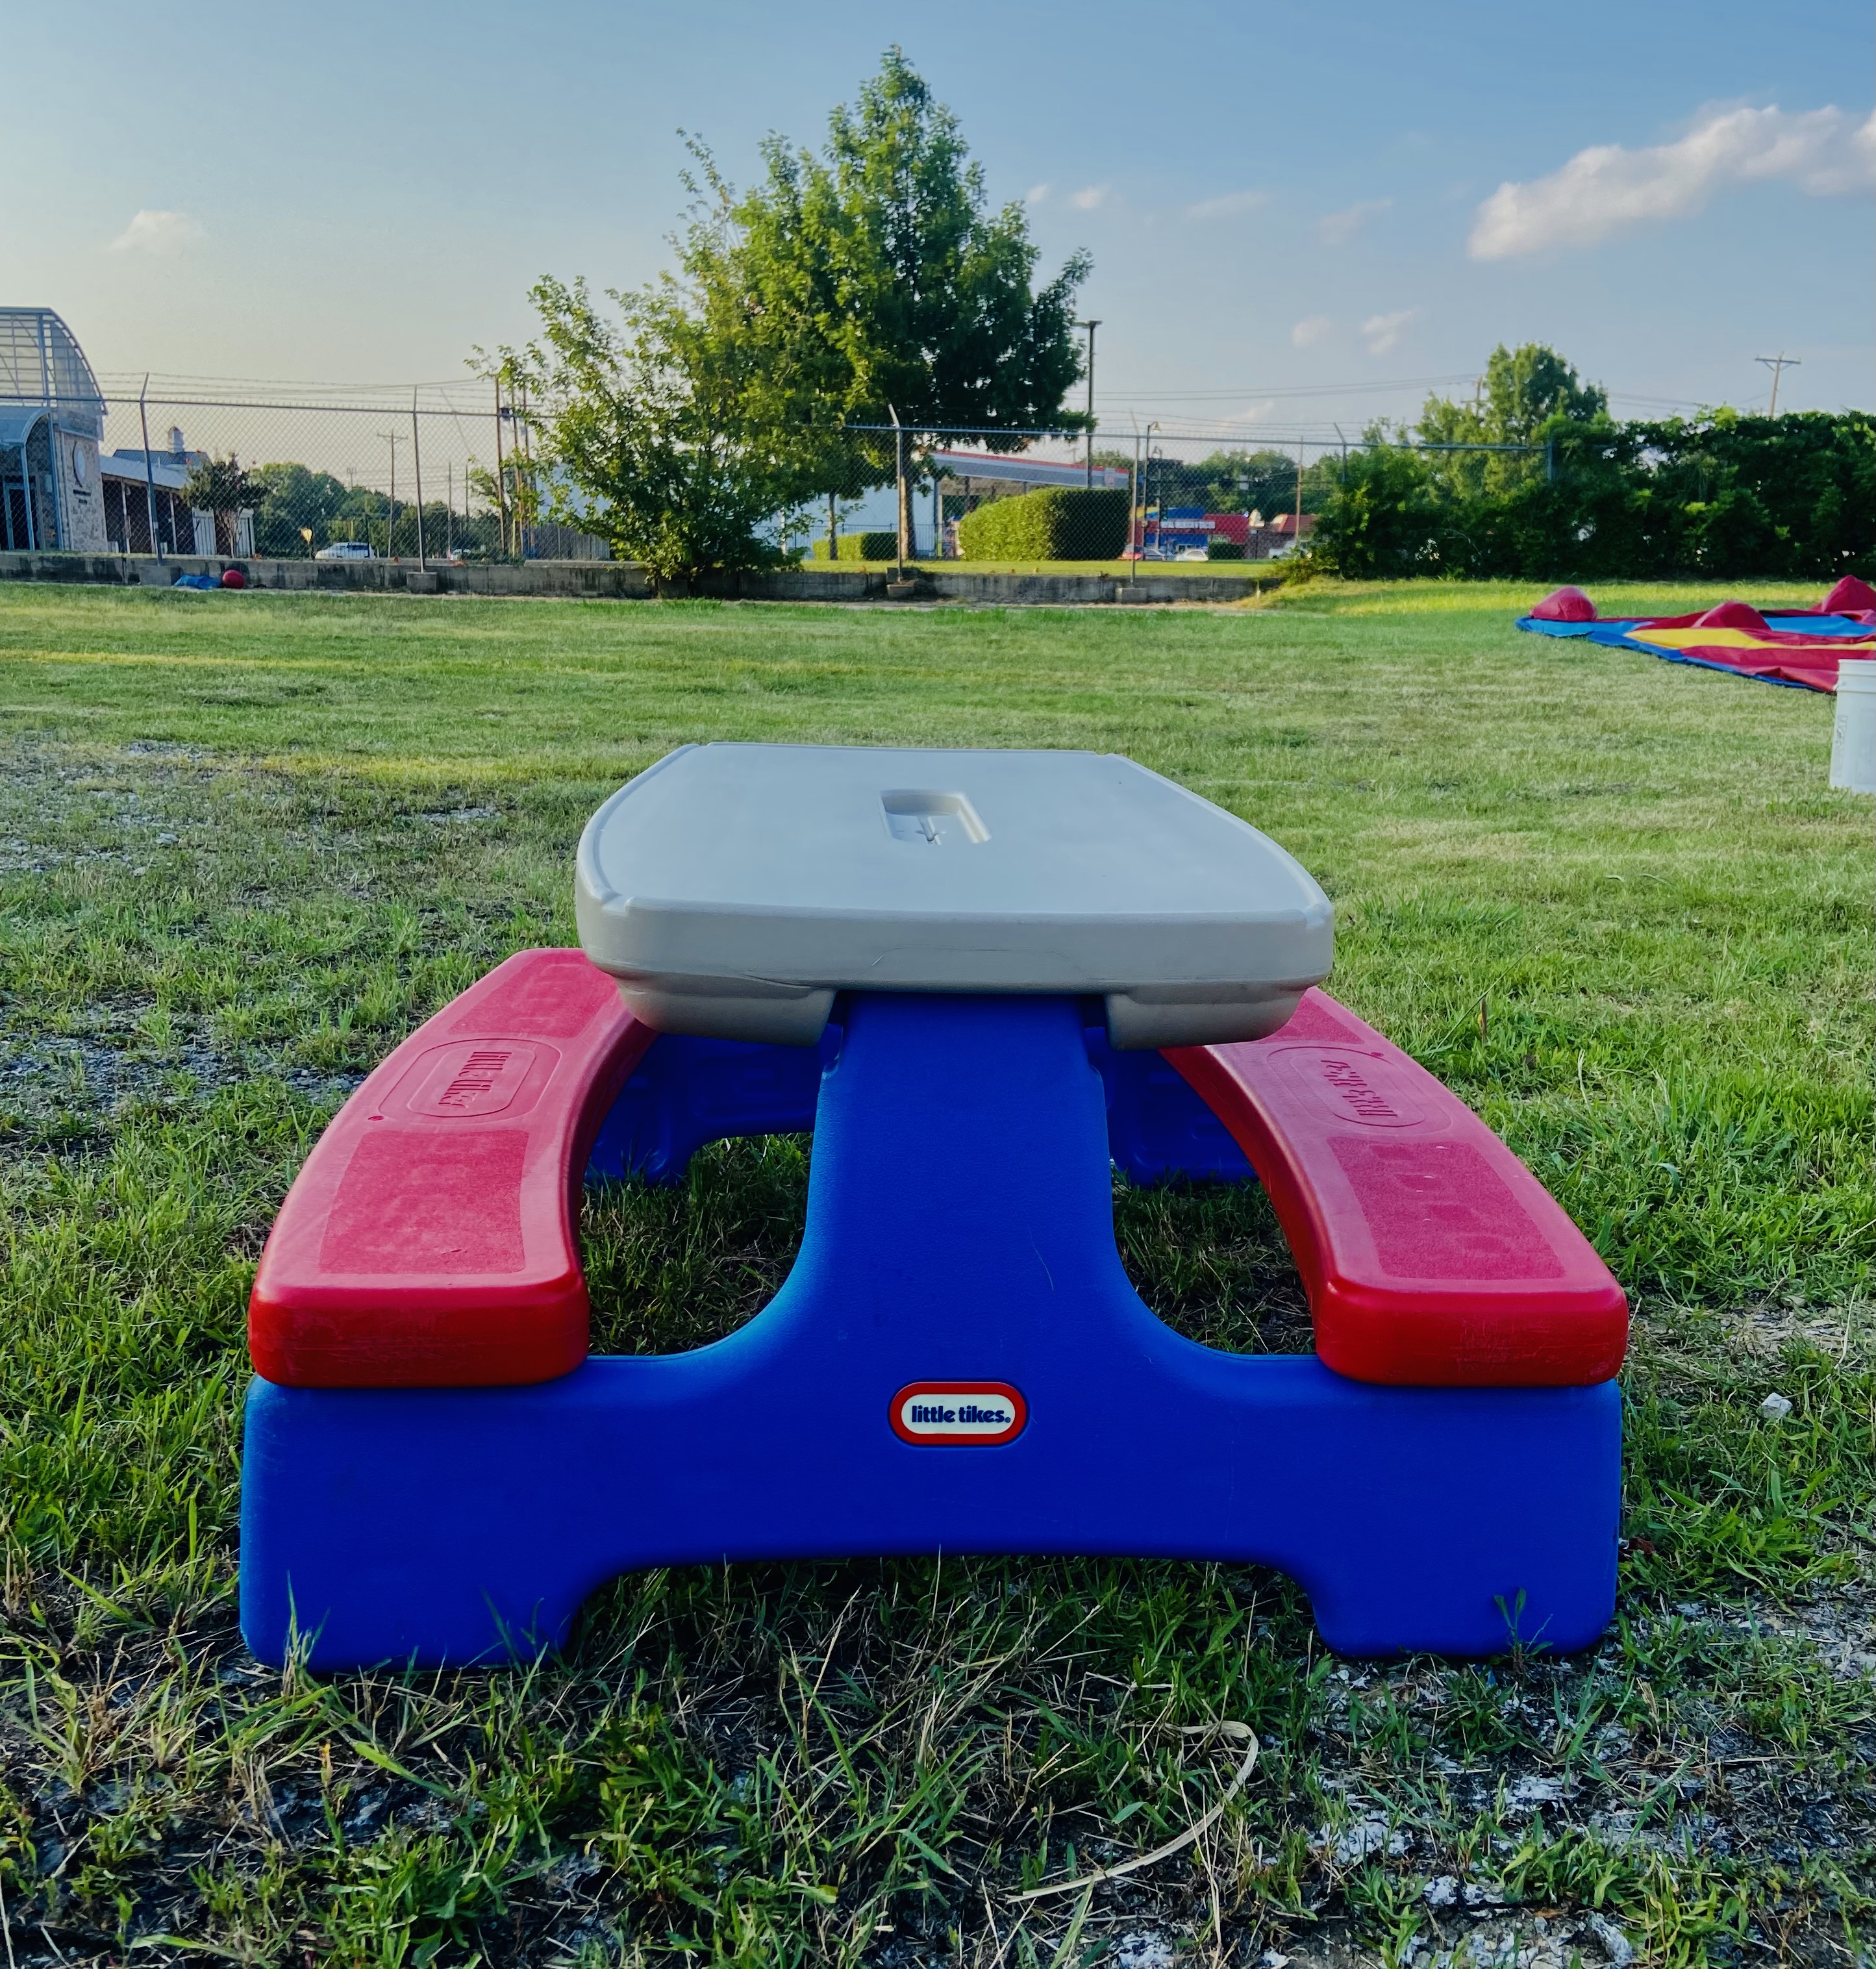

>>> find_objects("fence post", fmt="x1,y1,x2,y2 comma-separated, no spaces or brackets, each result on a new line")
410,393,426,571
1129,425,1141,585
138,377,162,563
891,406,908,576
494,377,509,557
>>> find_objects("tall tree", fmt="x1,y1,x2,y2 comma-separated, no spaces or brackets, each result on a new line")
497,51,1090,576
1416,344,1609,495
1434,344,1608,445
675,49,1092,549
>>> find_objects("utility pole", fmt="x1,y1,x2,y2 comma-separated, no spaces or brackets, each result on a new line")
377,431,398,558
1076,320,1101,486
1294,440,1305,548
1754,352,1799,416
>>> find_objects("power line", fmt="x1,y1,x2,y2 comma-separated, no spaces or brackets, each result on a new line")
1093,371,1479,402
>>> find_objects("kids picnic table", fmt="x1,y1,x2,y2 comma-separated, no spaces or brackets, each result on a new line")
241,746,1626,1670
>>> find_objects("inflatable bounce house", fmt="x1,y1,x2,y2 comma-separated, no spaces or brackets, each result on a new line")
1520,577,1876,692
240,746,1628,1671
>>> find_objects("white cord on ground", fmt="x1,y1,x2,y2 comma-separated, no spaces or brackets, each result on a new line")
1010,1722,1260,1903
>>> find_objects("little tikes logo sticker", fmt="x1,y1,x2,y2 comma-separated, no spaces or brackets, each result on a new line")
891,1381,1026,1447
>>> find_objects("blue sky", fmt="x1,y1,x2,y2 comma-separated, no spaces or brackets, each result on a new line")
9,0,1871,436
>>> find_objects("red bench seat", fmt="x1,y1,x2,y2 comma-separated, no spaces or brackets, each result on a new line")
248,951,653,1386
1167,990,1627,1385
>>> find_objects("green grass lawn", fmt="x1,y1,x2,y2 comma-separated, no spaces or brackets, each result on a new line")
0,579,1869,1968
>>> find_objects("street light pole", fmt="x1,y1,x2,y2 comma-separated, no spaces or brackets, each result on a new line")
1075,320,1101,488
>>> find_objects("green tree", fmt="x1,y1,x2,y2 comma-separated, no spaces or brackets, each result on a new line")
1416,344,1610,497
1422,342,1607,446
252,462,351,557
518,277,801,590
673,49,1091,549
180,454,267,556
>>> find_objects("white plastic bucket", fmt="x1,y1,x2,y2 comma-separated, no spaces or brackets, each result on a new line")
1831,657,1876,794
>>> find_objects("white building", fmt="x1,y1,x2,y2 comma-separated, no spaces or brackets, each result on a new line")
1,308,250,557
1,308,108,552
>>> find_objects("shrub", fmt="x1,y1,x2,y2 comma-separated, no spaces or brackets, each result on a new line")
1206,540,1245,560
1310,447,1453,579
808,531,898,562
955,487,1129,560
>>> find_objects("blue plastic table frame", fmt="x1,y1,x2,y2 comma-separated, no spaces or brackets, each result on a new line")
242,993,1620,1670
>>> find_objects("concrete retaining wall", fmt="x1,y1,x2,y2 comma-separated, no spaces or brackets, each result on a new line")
0,551,1277,607
0,552,656,599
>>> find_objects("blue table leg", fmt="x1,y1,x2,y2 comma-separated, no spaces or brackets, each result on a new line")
242,994,1619,1670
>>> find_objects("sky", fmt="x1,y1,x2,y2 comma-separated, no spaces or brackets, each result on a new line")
7,0,1872,442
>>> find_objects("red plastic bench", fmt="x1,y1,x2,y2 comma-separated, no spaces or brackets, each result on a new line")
251,956,1625,1390
1166,990,1627,1385
248,950,653,1387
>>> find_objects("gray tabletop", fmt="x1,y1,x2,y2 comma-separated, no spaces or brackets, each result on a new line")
577,744,1332,1047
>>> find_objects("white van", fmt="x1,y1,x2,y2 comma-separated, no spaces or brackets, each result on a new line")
314,540,375,561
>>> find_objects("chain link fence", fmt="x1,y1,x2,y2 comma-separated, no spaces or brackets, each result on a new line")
738,421,1366,570
33,377,606,564
8,370,1547,572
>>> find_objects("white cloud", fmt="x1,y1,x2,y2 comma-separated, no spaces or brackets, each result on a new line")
1362,309,1418,355
1186,187,1269,221
1069,184,1110,210
1025,182,1051,205
1469,103,1876,258
1291,315,1336,349
1319,197,1392,244
110,208,204,254
1223,399,1279,426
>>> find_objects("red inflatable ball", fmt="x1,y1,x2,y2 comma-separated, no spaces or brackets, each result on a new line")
1820,575,1876,615
1694,600,1768,633
221,567,247,589
1530,585,1595,621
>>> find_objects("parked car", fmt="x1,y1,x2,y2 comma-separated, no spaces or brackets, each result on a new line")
314,541,375,561
1175,547,1209,561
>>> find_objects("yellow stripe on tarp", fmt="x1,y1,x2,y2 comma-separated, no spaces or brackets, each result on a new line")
1629,626,1875,651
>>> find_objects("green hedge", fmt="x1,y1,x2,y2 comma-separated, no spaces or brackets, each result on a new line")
955,488,1129,561
1312,410,1876,581
808,531,898,562
1206,540,1245,560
